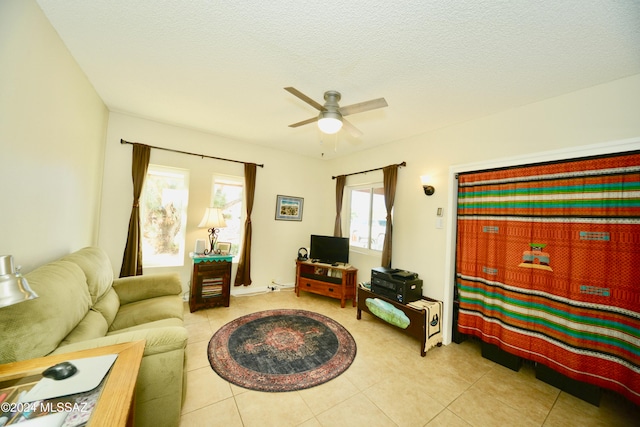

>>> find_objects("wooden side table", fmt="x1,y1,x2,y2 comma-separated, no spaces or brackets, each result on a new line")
189,254,232,312
295,260,358,308
0,340,145,427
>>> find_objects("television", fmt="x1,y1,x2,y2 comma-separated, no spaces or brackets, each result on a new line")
310,235,349,265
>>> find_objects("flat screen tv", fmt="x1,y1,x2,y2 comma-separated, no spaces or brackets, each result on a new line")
310,235,349,265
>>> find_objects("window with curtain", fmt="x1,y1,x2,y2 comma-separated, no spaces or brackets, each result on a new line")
348,184,388,251
209,174,244,258
140,165,189,267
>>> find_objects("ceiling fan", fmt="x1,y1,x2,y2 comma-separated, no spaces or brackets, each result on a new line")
285,87,388,137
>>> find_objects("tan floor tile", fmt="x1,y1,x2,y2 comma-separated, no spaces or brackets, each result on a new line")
315,393,396,427
387,359,471,408
184,320,213,345
543,390,640,427
206,305,249,327
342,350,397,391
448,387,540,427
179,290,638,427
297,417,323,427
234,390,314,427
471,364,558,424
363,373,446,426
181,366,233,415
180,397,243,427
185,339,211,372
183,303,211,326
425,409,472,427
298,374,360,415
427,339,495,383
229,382,251,396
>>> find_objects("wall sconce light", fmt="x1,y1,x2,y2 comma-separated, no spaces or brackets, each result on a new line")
421,175,435,196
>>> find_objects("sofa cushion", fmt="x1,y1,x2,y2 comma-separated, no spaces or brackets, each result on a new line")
109,295,184,332
0,260,91,363
112,273,182,305
53,326,188,357
107,318,184,335
92,288,120,327
59,309,109,347
60,246,114,305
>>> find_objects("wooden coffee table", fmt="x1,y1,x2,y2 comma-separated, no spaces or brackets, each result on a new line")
0,340,145,427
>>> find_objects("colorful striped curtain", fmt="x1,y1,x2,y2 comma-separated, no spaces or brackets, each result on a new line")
455,152,640,405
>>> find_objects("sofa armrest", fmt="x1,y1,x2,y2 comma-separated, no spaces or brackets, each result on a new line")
112,273,182,305
52,326,188,357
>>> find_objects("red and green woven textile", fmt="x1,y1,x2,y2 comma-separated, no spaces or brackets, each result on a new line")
456,152,640,404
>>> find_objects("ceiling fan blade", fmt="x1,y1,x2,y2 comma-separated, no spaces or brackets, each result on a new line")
288,116,319,128
284,87,325,111
342,118,363,138
339,97,388,117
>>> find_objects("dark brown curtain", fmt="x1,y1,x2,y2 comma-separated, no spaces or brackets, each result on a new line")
120,143,150,277
234,163,257,286
333,175,346,237
381,165,398,268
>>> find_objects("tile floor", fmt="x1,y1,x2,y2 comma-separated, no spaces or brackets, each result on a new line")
179,290,638,427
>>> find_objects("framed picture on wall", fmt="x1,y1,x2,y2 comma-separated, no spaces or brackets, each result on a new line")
275,195,304,221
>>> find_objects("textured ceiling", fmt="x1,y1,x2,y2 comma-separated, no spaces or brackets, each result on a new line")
36,0,640,159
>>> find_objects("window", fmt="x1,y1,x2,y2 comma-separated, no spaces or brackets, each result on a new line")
141,165,189,267
348,184,387,251
209,174,244,257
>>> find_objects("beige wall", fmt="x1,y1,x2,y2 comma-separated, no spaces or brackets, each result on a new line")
0,0,108,272
100,113,331,296
329,74,640,342
330,73,640,294
101,75,640,317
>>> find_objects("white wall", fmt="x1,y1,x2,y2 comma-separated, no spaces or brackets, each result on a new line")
328,74,640,343
0,0,108,272
99,113,331,296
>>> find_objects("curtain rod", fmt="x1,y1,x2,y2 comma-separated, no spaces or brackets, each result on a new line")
120,139,264,168
332,161,406,179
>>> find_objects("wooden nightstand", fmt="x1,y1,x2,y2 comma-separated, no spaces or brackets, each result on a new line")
189,254,232,312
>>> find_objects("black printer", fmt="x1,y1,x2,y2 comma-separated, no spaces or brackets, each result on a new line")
370,267,422,303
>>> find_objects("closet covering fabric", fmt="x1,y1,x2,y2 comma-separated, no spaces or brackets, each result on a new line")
455,152,640,405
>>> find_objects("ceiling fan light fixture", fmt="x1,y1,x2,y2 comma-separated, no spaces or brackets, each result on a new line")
318,111,343,134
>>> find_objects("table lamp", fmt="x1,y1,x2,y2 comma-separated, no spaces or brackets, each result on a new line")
198,207,227,254
0,255,38,308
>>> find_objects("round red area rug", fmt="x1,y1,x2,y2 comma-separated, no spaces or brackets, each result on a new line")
207,309,357,392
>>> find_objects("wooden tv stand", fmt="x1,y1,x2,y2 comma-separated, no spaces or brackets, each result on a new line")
295,260,357,308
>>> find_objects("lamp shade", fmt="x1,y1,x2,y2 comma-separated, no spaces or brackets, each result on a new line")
198,207,227,229
317,111,343,134
0,255,38,308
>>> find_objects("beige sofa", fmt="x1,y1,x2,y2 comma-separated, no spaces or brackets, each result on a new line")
0,247,188,427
